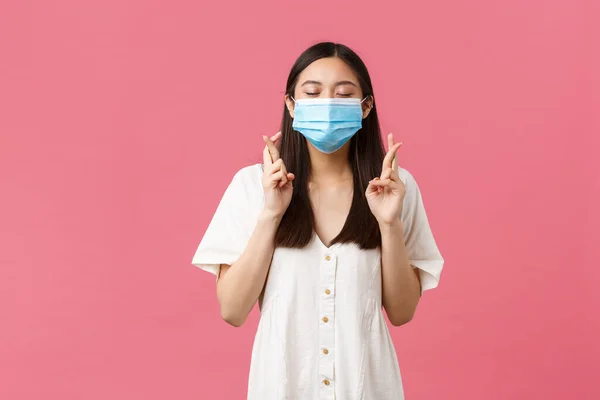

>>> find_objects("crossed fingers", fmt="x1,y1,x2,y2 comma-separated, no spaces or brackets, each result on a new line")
262,132,294,188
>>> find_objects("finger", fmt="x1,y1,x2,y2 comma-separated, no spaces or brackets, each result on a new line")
271,158,288,186
262,143,272,166
382,142,402,171
393,145,400,172
269,159,288,187
270,131,282,143
270,170,285,185
389,168,400,183
279,160,288,182
370,178,391,186
278,163,288,186
387,133,395,170
388,133,400,172
369,178,400,188
366,180,380,195
263,135,280,162
380,135,399,180
270,158,283,173
380,166,392,180
280,173,295,188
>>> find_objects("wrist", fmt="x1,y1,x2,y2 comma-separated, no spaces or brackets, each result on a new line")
258,209,284,224
378,219,404,235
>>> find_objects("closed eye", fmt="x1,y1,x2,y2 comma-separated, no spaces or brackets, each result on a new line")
303,92,354,97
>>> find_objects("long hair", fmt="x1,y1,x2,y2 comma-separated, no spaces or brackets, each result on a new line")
275,42,386,249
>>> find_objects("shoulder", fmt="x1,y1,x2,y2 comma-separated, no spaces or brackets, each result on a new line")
232,163,263,185
227,163,264,204
397,167,418,190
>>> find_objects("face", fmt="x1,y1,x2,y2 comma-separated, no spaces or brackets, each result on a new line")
285,57,374,119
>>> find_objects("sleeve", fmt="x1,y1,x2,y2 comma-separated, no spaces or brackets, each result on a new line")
191,165,264,280
399,169,445,293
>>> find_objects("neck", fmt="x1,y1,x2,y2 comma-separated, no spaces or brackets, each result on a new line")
307,141,353,185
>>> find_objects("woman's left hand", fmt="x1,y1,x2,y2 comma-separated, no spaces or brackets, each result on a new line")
366,133,406,225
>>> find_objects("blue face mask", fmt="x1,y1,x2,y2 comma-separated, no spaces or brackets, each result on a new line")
291,96,369,154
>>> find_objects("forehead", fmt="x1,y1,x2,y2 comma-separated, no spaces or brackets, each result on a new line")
297,57,359,85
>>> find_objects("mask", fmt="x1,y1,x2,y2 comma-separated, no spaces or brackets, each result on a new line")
291,96,368,154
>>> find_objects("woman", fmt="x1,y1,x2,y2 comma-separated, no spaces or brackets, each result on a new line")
192,42,444,399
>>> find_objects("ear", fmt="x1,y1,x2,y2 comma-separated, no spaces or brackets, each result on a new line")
284,94,295,118
362,95,374,119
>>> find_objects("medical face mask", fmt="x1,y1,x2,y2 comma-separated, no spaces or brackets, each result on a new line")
291,96,368,154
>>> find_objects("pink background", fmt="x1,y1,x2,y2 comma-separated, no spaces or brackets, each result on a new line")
1,0,598,399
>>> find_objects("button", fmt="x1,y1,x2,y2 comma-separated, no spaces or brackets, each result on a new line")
322,348,329,355
325,289,331,295
322,316,329,323
325,255,331,261
323,379,330,386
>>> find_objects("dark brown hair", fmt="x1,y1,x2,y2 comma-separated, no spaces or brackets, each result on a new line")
275,42,386,249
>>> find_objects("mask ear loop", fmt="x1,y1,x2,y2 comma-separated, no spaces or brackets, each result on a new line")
361,95,374,110
288,95,296,114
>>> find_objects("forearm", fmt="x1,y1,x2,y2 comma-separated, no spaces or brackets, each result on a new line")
380,220,421,326
216,211,281,326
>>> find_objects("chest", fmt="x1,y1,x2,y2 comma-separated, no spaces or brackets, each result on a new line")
262,240,383,309
309,185,353,247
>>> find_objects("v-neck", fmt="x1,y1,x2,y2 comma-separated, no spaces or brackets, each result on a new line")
311,194,353,252
313,231,342,251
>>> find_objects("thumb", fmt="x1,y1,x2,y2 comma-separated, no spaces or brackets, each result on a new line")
366,178,380,195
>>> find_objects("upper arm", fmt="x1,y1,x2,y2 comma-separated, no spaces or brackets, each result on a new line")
401,169,445,293
190,165,264,280
216,263,231,282
411,264,422,296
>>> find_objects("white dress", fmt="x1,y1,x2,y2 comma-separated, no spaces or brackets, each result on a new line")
192,163,444,400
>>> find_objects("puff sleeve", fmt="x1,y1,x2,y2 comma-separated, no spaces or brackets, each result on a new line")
191,164,264,280
399,168,445,293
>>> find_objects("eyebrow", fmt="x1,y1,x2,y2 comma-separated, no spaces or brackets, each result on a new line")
300,80,358,87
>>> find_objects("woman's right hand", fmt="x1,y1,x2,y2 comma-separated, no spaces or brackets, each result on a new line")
261,132,294,219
